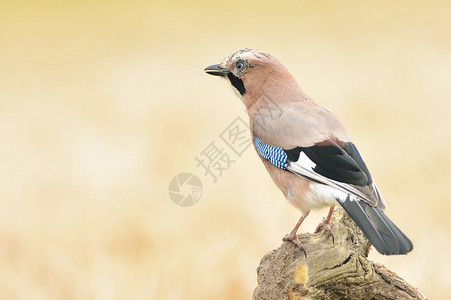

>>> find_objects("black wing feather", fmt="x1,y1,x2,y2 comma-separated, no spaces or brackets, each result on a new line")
285,143,369,186
342,143,374,184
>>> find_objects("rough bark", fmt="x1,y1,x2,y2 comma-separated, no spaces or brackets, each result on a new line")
253,207,426,300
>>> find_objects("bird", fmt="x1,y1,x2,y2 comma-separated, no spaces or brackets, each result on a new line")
204,48,413,256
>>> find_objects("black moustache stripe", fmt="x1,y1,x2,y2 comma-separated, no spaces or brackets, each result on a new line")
227,73,246,95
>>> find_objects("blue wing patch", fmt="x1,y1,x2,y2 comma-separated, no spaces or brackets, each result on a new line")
255,137,288,169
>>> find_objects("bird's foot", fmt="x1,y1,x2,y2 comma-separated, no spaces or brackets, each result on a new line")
283,233,307,257
315,218,335,244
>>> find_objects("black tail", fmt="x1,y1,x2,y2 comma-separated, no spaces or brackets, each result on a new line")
338,195,413,255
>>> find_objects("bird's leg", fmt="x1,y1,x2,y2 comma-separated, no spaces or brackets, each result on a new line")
315,206,335,243
283,212,309,257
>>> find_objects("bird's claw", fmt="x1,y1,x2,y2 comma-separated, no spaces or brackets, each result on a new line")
315,218,335,244
283,233,307,257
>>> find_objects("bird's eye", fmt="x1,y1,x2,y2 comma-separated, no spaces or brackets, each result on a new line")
236,61,245,71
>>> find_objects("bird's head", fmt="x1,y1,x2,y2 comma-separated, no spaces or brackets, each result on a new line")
204,48,301,108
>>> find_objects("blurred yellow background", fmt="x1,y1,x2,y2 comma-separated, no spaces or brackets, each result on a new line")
1,0,450,299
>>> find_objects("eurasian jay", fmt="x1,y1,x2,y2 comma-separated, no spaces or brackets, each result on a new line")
204,48,413,255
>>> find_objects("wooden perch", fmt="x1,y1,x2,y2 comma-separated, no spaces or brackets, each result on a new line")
253,207,426,300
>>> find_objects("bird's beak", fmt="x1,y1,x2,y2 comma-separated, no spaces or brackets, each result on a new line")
204,64,229,77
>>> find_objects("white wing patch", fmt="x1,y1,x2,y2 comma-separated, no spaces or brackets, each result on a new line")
298,152,316,170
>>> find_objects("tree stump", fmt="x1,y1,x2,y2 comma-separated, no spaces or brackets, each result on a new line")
253,207,426,300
